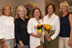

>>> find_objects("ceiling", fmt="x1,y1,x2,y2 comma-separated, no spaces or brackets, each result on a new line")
58,0,72,6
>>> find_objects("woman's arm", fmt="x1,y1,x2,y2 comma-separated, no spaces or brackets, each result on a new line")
0,17,4,39
50,16,60,40
1,39,7,48
30,32,42,38
68,14,72,46
27,19,41,38
14,20,21,43
14,20,24,48
0,17,7,48
14,39,16,47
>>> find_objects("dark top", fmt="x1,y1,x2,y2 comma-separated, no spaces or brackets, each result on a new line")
14,18,30,45
59,13,71,37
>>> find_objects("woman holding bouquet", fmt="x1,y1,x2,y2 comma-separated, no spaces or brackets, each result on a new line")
27,8,43,48
59,1,72,48
43,3,60,48
14,6,30,48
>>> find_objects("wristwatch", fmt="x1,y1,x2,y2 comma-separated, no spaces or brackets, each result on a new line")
69,39,72,41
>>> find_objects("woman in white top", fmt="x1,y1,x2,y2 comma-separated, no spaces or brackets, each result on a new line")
0,4,16,48
43,3,60,48
27,8,43,48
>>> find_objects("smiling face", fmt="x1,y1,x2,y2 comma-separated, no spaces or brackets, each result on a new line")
4,6,11,16
47,5,53,14
18,7,25,18
61,5,67,12
34,9,40,18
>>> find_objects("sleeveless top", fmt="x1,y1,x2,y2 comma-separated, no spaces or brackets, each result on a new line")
59,13,71,37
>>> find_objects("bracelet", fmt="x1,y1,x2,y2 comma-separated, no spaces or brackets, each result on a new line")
69,39,72,41
2,41,5,43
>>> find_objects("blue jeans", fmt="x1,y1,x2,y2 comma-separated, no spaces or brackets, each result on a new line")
4,39,14,48
17,44,29,48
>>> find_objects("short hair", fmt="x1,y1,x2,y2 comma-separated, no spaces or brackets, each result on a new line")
2,4,12,16
60,1,70,14
29,8,43,19
45,3,56,15
15,6,28,19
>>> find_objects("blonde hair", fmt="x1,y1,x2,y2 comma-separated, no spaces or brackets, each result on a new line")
2,4,12,16
60,1,70,14
15,6,28,19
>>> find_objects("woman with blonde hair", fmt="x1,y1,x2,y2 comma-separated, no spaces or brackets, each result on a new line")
59,1,72,48
0,4,16,48
14,6,30,48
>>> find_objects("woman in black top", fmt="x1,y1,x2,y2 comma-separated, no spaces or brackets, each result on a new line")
14,6,29,48
59,1,72,48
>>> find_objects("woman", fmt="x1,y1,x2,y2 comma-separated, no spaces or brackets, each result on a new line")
43,3,60,48
27,8,43,48
59,1,72,48
14,6,30,48
0,4,16,48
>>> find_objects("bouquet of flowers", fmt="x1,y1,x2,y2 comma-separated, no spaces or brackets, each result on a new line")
44,24,55,46
44,24,55,38
35,24,43,42
24,3,37,18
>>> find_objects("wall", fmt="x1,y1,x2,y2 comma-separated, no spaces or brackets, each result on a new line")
70,6,72,12
46,0,60,6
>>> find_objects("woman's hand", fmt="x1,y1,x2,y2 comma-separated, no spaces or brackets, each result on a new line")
19,41,24,48
14,39,16,47
34,26,37,29
68,39,72,46
1,39,7,48
47,37,52,42
44,34,48,40
30,32,42,38
2,43,8,48
44,34,52,41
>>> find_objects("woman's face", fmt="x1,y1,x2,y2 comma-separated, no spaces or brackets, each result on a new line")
47,5,53,14
18,8,25,18
4,6,11,16
61,5,67,12
34,9,40,18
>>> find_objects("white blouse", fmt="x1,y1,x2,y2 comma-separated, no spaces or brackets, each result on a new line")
0,15,15,39
43,13,60,40
27,18,43,48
